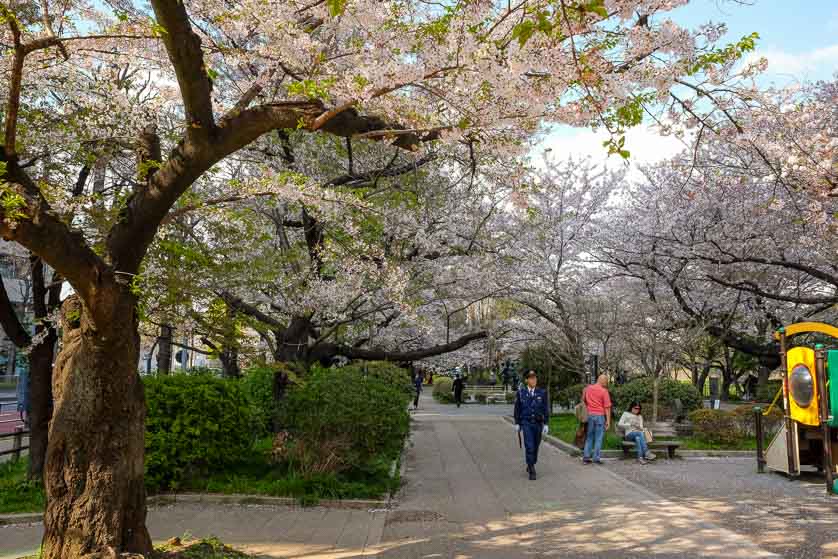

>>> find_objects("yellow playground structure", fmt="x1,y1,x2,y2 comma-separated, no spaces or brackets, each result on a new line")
759,322,838,494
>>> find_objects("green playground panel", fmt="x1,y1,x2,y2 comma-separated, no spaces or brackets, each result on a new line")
829,350,838,428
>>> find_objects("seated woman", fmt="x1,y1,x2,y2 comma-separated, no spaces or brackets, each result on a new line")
617,402,656,464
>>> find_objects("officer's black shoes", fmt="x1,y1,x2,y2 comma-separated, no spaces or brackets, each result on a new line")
529,469,537,481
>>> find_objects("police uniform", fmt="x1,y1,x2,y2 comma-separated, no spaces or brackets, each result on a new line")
514,381,550,479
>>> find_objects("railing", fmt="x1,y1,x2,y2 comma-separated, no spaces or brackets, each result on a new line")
0,427,29,461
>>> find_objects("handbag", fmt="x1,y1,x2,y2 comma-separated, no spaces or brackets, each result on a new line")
643,428,654,443
574,402,588,423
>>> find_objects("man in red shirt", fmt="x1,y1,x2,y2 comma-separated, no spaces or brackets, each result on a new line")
582,375,612,464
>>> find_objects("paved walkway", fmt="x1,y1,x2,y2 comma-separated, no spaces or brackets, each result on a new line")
1,394,779,558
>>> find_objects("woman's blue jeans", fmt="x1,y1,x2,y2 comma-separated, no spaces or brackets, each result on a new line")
625,431,648,459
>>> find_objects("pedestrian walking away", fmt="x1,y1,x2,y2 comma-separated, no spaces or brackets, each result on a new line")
513,370,550,480
582,374,612,464
452,373,465,408
413,371,424,409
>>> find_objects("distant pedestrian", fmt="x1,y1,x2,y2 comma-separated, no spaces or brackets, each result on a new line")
618,401,656,464
413,371,424,409
582,374,611,464
514,370,550,480
452,374,465,408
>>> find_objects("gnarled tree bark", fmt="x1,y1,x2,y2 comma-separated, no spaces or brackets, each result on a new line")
42,294,151,559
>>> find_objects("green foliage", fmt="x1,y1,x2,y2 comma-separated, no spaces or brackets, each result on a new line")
756,380,783,403
287,78,336,101
688,32,760,75
519,343,583,404
689,409,743,445
0,459,45,514
241,364,282,435
475,393,488,404
144,374,256,491
433,377,455,403
352,361,414,404
326,0,347,17
0,182,29,222
730,404,784,437
278,365,409,474
155,537,253,559
505,391,516,404
555,383,587,408
611,377,702,416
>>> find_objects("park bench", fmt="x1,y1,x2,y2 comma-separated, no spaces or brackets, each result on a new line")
620,439,681,459
464,385,508,403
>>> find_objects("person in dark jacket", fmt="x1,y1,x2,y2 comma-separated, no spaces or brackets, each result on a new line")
452,374,465,407
513,370,550,480
413,371,424,409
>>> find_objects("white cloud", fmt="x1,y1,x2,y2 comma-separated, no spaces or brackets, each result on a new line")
534,123,686,179
745,44,838,82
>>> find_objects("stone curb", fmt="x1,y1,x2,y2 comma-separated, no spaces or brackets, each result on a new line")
0,493,391,526
147,493,388,510
0,512,41,526
501,416,755,459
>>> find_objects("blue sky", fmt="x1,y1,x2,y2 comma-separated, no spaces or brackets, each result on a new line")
673,0,838,84
538,0,838,168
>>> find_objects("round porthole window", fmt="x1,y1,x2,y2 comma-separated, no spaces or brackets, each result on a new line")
789,364,814,408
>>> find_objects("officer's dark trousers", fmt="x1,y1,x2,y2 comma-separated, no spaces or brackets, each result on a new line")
522,422,542,466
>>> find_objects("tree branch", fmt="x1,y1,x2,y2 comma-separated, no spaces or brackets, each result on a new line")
149,0,215,135
319,330,488,362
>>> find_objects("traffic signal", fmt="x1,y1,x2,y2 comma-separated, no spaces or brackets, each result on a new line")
787,346,819,426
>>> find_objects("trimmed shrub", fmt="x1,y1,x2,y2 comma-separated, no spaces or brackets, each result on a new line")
611,378,702,416
555,383,587,408
354,361,413,404
145,374,255,491
755,380,783,404
278,366,409,475
475,393,488,404
688,409,743,445
433,377,455,403
241,365,279,435
505,391,516,404
730,404,784,437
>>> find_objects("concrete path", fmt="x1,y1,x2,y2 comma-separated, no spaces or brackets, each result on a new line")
1,393,778,558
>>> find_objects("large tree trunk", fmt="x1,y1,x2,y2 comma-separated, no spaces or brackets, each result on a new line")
42,295,151,559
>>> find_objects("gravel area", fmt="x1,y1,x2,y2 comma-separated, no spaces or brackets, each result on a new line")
609,457,838,559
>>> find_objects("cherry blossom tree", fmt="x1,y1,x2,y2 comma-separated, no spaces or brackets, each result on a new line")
0,0,755,555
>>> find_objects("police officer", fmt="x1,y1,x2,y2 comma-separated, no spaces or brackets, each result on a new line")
514,370,550,480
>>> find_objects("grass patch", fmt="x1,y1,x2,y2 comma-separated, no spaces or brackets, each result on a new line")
0,458,44,514
549,414,760,451
1,440,401,515
174,437,400,505
0,381,18,390
155,536,253,558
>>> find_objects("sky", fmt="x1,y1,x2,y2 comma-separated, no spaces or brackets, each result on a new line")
537,0,838,170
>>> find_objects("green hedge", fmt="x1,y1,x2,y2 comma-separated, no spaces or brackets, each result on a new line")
433,377,455,403
689,409,742,445
278,365,409,475
611,377,702,416
555,383,587,408
144,374,256,491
